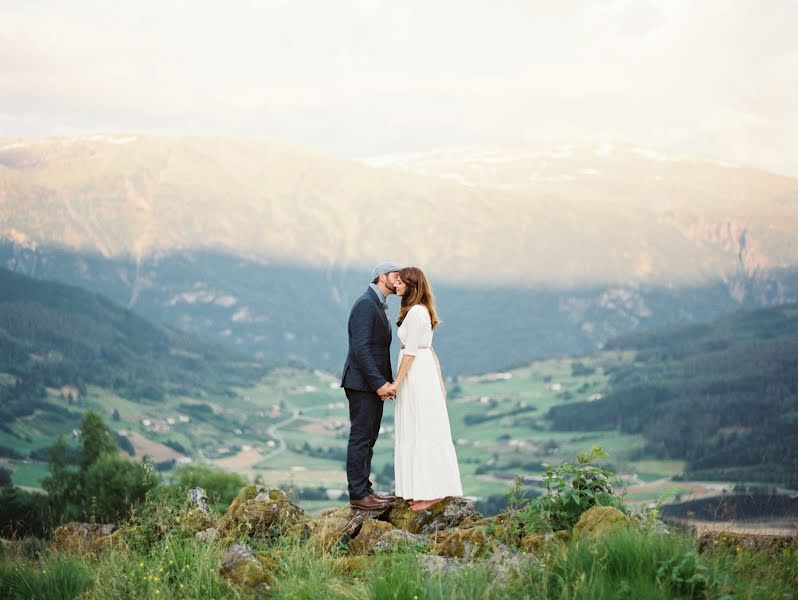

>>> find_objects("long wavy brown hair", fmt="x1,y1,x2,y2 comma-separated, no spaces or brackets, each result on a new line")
397,266,440,330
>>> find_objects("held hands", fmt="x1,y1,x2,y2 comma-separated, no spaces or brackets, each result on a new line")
377,381,398,401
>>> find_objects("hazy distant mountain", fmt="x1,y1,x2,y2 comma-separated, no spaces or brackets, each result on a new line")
2,135,797,291
2,135,797,372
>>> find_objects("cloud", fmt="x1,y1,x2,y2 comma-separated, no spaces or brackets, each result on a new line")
0,0,796,177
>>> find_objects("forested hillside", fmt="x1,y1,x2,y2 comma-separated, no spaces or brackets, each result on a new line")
0,268,266,434
547,304,798,486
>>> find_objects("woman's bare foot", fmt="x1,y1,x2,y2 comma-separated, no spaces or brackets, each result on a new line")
409,498,444,512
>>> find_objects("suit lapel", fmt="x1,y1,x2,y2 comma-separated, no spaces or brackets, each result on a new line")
367,287,392,340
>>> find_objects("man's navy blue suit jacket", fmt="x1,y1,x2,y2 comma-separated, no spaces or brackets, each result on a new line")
340,287,393,392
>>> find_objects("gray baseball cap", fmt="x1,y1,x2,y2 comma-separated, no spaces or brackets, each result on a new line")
371,262,402,281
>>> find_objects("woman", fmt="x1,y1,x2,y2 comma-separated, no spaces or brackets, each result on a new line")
391,266,462,512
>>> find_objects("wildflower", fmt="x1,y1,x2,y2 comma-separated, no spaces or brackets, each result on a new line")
169,560,174,565
42,569,48,575
139,562,145,568
154,576,160,582
155,590,161,596
159,566,164,572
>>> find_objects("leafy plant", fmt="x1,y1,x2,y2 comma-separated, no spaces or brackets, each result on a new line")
521,445,620,532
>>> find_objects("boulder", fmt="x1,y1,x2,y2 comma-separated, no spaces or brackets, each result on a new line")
416,554,467,576
428,525,496,559
348,519,424,555
572,506,632,540
219,541,274,597
484,544,525,583
177,488,216,536
195,527,219,542
387,497,481,535
51,522,122,554
218,485,304,540
331,555,376,576
309,506,379,552
520,530,570,554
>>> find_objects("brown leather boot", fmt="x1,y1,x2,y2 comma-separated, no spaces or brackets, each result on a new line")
370,492,396,502
350,495,390,510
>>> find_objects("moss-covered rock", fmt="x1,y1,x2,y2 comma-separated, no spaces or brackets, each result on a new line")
387,497,481,535
428,525,497,559
51,522,123,554
572,506,631,540
416,554,467,575
331,555,376,576
348,518,424,555
218,485,304,541
177,487,215,536
178,508,215,536
309,506,375,552
219,541,275,597
520,530,570,554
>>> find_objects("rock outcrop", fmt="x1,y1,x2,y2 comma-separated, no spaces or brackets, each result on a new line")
219,540,275,596
51,522,122,554
572,506,632,540
347,518,423,555
386,497,481,534
218,485,304,540
178,487,216,536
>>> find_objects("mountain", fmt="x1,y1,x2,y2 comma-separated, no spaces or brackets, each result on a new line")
0,267,266,455
546,303,798,487
2,134,798,372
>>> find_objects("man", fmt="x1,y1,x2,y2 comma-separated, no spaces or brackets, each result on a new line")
341,262,402,510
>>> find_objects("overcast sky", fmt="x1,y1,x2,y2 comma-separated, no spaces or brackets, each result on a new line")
1,0,797,176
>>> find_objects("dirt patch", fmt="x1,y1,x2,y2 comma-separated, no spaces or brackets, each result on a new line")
127,432,185,462
212,447,265,471
245,468,346,487
299,419,347,436
46,385,80,401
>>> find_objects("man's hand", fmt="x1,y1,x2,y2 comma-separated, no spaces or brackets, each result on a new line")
377,382,395,400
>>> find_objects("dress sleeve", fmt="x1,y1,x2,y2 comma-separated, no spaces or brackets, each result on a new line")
402,306,430,356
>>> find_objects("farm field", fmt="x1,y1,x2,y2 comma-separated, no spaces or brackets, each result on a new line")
7,352,768,516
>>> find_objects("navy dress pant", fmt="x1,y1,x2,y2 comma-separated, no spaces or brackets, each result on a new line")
345,388,384,500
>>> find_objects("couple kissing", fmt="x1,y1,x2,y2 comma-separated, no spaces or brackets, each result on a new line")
341,263,462,512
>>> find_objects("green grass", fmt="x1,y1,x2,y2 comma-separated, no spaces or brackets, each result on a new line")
0,555,92,600
1,497,796,600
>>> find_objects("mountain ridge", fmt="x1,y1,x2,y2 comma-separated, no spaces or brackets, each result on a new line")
3,134,797,290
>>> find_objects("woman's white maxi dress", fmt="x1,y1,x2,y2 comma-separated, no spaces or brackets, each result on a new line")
394,304,463,500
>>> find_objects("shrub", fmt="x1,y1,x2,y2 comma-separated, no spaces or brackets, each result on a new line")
174,465,246,508
82,454,157,522
520,445,621,532
0,487,52,538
